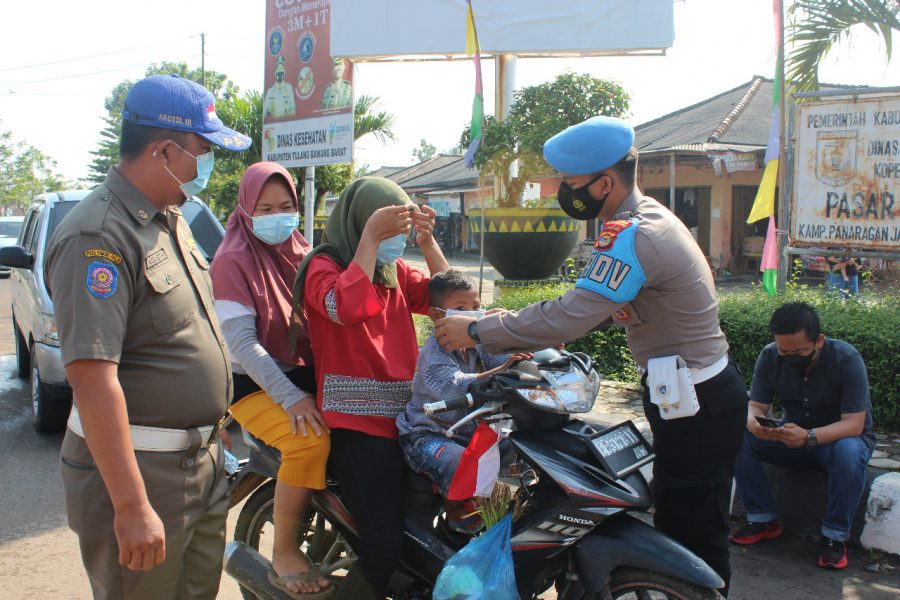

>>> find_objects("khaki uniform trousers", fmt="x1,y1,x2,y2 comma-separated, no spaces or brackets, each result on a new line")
60,431,229,600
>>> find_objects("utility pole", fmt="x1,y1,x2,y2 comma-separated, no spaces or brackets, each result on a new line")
200,33,206,88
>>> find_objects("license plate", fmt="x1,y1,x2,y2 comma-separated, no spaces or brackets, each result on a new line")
586,421,655,479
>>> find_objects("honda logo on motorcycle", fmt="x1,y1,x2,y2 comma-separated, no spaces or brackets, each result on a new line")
558,514,594,526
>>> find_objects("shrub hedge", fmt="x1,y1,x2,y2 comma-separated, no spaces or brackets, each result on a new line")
465,283,900,430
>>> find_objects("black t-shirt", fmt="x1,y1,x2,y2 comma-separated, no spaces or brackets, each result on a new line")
749,338,875,451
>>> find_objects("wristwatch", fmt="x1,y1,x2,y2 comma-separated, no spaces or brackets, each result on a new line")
806,428,818,448
467,321,481,343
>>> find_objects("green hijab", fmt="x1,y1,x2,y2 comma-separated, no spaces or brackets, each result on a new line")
291,176,416,330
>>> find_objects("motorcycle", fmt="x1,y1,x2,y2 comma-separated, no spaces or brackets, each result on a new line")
224,348,725,599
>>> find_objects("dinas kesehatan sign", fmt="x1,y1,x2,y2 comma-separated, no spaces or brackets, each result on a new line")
791,93,899,251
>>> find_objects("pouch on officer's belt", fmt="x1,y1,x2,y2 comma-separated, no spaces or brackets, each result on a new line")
647,355,699,420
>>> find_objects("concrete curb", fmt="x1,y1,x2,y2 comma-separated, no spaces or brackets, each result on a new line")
861,472,900,555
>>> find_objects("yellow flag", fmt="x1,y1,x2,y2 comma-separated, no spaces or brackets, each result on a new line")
747,159,778,224
466,4,478,56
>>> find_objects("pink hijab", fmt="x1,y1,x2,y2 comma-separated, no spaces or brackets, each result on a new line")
210,162,312,365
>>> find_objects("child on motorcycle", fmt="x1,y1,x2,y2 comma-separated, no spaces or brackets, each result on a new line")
396,270,530,534
292,177,449,600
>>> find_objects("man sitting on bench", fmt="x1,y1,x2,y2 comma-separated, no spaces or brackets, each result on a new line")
730,302,875,570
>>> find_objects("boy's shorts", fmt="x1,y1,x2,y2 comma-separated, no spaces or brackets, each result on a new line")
399,433,468,497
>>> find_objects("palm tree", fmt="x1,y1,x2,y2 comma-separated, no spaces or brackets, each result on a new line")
786,0,900,92
353,94,396,144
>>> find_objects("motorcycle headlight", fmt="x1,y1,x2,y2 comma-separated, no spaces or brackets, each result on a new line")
519,368,600,414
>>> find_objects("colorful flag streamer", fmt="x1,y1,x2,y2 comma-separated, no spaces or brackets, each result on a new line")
746,0,784,295
464,0,484,168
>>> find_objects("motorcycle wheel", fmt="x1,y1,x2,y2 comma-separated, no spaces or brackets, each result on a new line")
598,567,724,599
233,480,352,600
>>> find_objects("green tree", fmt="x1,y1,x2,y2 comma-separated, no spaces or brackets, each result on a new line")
459,72,630,208
0,127,67,214
412,138,437,162
87,62,239,183
787,0,900,92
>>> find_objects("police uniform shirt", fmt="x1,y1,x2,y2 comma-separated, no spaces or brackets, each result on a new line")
750,338,876,450
45,167,231,428
478,190,728,369
321,80,352,110
264,82,296,118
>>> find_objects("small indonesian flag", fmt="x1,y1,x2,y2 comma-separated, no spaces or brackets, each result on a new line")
447,423,501,500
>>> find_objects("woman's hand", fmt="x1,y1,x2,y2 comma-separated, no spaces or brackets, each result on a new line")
285,394,329,437
361,205,413,244
413,205,437,247
502,352,534,370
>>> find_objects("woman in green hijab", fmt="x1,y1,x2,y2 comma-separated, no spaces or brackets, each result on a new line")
293,177,449,599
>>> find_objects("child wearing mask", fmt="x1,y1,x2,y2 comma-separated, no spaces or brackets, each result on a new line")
396,270,530,533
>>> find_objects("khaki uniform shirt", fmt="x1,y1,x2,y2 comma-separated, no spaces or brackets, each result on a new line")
321,80,352,110
264,82,296,118
479,190,728,369
46,167,231,428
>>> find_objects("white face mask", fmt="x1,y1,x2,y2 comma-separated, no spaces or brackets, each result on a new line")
440,308,486,319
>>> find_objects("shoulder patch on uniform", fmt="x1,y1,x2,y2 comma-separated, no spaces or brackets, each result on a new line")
83,248,122,264
576,217,645,303
86,261,118,298
594,219,634,252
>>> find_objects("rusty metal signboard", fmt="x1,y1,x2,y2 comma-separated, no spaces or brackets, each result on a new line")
791,94,899,250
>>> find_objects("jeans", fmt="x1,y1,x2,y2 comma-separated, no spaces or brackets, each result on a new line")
734,432,872,542
827,272,858,298
399,434,467,497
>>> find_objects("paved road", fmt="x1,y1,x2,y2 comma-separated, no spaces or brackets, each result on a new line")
0,277,897,599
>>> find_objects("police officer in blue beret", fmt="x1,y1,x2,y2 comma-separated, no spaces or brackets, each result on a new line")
436,115,748,594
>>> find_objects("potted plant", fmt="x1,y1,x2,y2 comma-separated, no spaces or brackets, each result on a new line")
461,73,630,281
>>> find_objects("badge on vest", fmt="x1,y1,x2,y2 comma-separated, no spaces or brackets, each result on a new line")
86,261,118,299
575,217,645,303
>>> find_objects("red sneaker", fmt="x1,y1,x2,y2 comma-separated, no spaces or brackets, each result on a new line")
818,537,848,570
729,520,784,545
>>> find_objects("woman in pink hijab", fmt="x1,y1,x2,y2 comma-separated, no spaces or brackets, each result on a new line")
210,162,331,598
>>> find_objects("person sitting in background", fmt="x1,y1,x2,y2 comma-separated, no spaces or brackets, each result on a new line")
210,162,332,599
397,270,530,534
731,302,875,570
826,254,859,298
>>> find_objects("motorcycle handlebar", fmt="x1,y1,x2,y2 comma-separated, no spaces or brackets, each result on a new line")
423,393,473,416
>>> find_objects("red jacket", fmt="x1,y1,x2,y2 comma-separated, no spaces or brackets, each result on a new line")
304,256,430,438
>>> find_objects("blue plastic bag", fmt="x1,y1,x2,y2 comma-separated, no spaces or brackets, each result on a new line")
433,513,518,600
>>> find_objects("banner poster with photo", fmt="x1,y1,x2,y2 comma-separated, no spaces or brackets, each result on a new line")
791,94,899,251
262,0,353,168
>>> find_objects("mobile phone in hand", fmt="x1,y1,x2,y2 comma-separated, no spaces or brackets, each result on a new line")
755,415,782,428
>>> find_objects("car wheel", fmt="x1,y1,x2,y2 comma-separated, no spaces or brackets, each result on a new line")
13,316,30,380
31,344,71,433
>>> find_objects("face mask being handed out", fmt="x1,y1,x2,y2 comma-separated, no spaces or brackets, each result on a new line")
444,308,486,319
557,173,608,221
376,233,407,265
252,212,299,245
161,144,215,199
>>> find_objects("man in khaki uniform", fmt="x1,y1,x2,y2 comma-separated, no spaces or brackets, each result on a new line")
45,74,251,599
320,58,352,110
435,116,748,595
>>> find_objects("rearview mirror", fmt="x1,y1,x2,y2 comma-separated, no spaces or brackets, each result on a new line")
0,245,34,270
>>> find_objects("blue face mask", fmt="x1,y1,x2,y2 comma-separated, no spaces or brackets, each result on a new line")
251,212,299,245
376,233,407,265
162,143,215,199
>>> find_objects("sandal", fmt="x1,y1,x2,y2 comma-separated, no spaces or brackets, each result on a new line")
267,566,335,600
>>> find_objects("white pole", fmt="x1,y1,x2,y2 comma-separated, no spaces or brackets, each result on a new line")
304,166,315,243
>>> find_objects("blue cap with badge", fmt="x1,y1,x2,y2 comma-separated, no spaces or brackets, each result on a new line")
543,116,634,175
122,74,251,151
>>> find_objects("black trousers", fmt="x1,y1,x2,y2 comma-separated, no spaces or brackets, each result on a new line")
231,366,317,404
642,361,748,594
328,428,406,600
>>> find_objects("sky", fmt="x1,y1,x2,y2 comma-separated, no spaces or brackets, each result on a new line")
1,0,899,183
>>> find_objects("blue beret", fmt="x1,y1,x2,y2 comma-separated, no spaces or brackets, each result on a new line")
543,116,635,175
